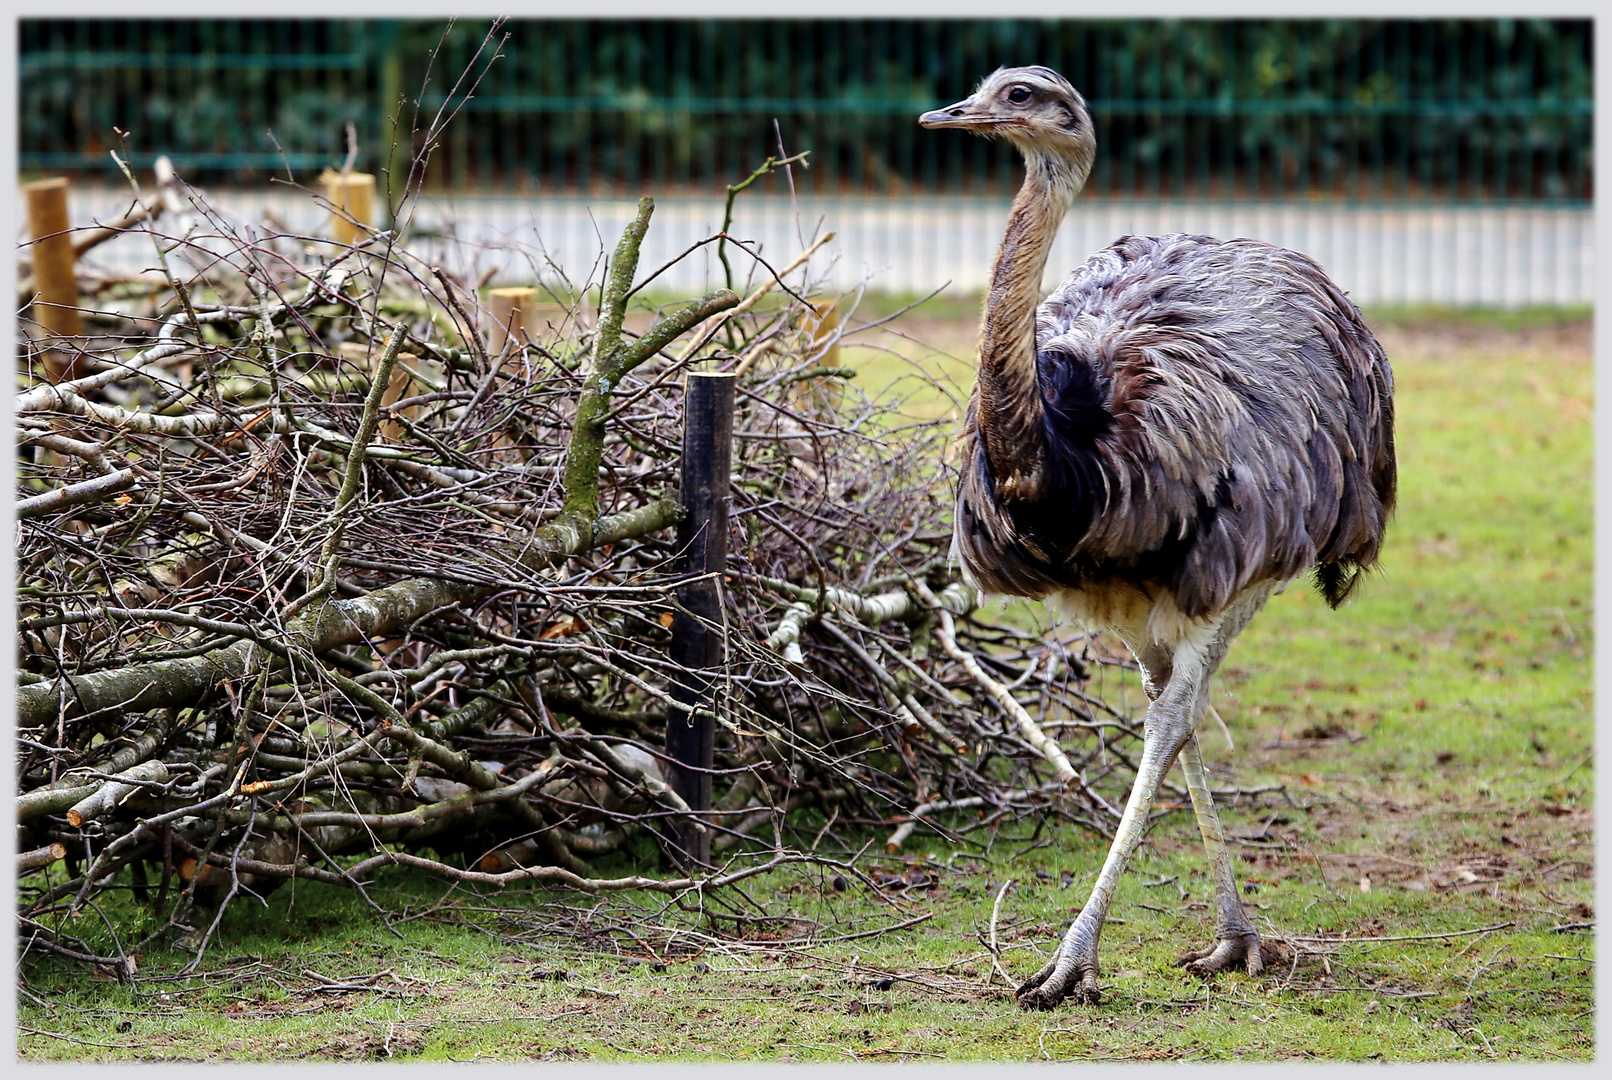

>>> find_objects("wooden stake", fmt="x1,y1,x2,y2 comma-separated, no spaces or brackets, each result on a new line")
377,351,416,442
321,170,375,245
339,341,416,442
805,298,843,369
484,288,542,456
798,298,846,410
665,371,736,868
24,177,83,381
487,286,537,357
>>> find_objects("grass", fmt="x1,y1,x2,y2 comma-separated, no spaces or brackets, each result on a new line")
17,308,1592,1062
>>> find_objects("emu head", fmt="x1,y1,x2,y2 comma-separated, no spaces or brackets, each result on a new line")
918,65,1095,175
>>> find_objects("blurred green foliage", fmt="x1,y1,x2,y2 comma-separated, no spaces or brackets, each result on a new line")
19,18,1592,200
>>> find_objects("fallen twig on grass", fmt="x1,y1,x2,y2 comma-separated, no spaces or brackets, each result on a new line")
987,878,1017,988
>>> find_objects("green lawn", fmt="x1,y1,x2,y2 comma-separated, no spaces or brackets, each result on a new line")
17,309,1592,1062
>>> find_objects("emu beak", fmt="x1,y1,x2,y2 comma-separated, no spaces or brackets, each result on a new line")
919,96,984,130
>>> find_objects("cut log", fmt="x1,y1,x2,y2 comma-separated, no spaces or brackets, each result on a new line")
65,760,171,828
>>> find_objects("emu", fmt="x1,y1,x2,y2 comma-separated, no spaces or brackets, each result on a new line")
919,67,1396,1010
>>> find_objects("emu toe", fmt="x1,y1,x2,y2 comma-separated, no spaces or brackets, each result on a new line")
1176,933,1287,977
1015,954,1103,1009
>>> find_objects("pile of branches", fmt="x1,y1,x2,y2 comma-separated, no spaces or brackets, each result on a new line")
15,172,1146,976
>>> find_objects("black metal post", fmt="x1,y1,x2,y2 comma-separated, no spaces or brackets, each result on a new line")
665,371,735,867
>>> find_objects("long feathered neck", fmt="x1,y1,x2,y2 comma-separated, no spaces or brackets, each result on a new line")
975,145,1089,501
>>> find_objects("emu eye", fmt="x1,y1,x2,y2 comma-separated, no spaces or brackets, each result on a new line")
1007,85,1033,105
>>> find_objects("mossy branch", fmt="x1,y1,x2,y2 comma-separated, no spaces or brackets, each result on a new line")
590,197,656,373
558,197,738,538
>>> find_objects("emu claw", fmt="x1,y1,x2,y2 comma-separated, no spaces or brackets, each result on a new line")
1015,956,1102,1009
1176,933,1286,978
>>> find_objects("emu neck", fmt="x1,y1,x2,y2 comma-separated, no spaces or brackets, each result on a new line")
976,148,1084,501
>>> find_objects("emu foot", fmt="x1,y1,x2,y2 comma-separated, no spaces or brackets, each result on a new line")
1176,932,1287,978
1015,950,1102,1010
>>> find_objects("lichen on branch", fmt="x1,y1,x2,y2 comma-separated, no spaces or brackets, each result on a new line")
558,195,738,539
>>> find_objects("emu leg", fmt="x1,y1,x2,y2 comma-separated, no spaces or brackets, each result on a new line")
1169,586,1279,977
1128,657,1266,971
1015,640,1206,1010
1175,732,1280,976
1017,585,1276,1009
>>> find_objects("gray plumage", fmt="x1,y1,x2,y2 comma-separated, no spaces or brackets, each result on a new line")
921,66,1396,1010
955,231,1397,618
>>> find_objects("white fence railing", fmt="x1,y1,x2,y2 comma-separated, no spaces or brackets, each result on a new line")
56,187,1592,309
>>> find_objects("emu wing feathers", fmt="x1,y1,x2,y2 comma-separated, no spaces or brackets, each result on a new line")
955,233,1396,618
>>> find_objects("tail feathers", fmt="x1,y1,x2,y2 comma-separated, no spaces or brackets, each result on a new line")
1313,560,1364,609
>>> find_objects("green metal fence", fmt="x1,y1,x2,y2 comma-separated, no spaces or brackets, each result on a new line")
19,18,1593,202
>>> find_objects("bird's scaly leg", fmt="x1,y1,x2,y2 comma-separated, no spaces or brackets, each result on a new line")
1168,586,1281,978
1174,731,1281,976
1015,636,1207,1010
